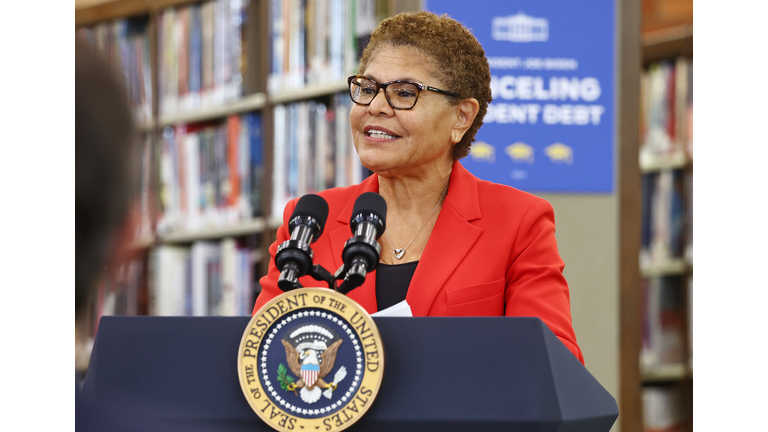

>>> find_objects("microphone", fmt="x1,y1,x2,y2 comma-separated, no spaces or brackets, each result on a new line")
275,194,329,291
338,192,387,293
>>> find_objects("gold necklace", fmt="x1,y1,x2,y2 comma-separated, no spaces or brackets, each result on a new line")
384,185,448,260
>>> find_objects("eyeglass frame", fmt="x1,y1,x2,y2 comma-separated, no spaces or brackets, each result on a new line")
347,75,460,110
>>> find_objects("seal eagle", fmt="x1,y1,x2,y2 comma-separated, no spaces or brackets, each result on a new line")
282,338,345,403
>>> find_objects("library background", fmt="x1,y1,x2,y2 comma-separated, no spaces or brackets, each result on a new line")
74,0,693,431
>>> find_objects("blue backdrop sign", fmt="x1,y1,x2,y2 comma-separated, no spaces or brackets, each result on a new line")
427,0,616,193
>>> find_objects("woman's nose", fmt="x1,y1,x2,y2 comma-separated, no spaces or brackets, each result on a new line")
367,88,393,115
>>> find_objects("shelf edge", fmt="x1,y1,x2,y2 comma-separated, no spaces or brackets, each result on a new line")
640,258,691,277
159,218,268,243
157,93,267,127
642,24,693,48
269,81,349,104
641,363,692,383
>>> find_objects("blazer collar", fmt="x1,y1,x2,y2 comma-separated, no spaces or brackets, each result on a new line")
328,160,483,314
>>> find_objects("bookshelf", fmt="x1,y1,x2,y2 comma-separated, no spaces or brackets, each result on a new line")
75,0,421,370
621,21,693,432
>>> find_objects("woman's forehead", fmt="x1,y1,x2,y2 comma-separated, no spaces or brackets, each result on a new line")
363,45,440,83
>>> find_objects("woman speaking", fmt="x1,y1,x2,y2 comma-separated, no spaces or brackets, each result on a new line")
253,11,583,364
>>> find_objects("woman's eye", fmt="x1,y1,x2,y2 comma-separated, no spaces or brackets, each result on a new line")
362,87,376,95
397,90,417,98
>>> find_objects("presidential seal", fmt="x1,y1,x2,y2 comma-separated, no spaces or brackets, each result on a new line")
238,288,384,432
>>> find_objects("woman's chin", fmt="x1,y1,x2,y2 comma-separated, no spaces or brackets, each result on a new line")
357,152,402,175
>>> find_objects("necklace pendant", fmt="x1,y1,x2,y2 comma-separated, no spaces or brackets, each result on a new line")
393,248,405,259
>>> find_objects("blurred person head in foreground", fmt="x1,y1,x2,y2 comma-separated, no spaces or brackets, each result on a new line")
75,36,154,432
75,37,139,323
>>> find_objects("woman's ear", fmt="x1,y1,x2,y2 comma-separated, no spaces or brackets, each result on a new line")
452,98,480,143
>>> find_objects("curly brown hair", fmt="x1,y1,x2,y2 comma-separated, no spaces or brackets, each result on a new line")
357,11,492,159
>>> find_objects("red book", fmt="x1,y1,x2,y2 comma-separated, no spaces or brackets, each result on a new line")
666,63,676,148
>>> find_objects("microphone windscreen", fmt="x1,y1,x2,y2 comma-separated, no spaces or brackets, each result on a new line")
292,194,330,227
351,192,387,223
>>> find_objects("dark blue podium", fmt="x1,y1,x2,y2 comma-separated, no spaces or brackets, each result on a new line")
79,316,618,431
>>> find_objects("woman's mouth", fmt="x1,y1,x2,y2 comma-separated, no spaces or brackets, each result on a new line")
367,130,399,139
364,126,401,140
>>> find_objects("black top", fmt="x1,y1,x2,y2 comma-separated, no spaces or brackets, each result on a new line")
376,261,419,311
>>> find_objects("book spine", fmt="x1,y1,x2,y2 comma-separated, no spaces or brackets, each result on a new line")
229,0,245,100
248,112,264,217
315,102,327,192
239,113,252,219
178,6,190,112
268,0,282,93
167,8,179,115
227,115,242,213
189,4,203,111
272,104,287,218
220,237,237,315
202,1,214,108
643,386,685,432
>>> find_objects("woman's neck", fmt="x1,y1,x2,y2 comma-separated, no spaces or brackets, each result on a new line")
376,161,453,217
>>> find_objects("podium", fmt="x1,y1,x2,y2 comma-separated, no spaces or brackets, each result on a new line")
79,316,618,431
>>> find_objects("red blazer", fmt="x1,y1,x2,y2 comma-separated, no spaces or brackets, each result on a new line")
253,160,584,364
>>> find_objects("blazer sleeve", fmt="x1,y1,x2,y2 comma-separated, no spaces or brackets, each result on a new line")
251,199,298,314
504,199,584,364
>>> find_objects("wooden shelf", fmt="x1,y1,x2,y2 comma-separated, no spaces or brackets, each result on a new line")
158,217,282,244
269,81,349,105
639,149,691,173
640,258,691,278
158,93,267,127
76,0,204,26
642,25,693,64
641,363,692,383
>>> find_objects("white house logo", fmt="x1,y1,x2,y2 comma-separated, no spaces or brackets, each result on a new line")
238,288,384,432
492,12,549,43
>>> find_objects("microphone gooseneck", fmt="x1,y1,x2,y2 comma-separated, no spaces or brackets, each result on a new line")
275,194,329,291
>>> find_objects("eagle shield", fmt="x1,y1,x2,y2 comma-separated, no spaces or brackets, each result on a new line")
280,323,346,404
302,363,320,388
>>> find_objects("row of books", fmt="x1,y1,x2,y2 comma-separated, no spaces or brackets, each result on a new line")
157,112,263,234
149,239,262,317
640,275,688,369
268,0,380,93
640,57,693,165
77,17,153,124
158,0,250,117
643,386,685,432
272,93,368,219
640,169,691,266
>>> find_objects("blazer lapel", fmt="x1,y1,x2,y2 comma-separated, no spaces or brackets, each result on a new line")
406,161,483,316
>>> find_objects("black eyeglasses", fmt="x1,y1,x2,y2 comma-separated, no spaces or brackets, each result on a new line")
347,75,460,110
